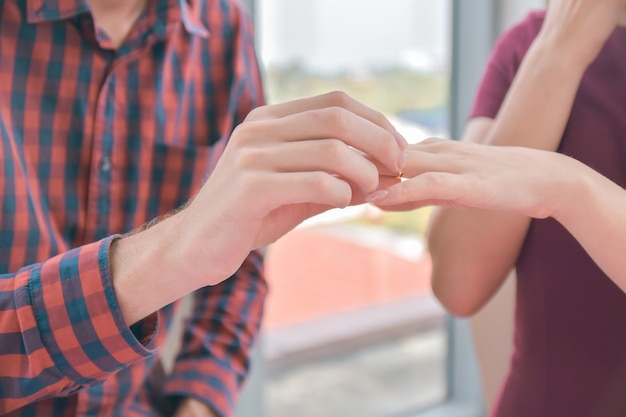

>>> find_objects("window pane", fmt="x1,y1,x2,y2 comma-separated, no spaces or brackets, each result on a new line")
255,1,452,416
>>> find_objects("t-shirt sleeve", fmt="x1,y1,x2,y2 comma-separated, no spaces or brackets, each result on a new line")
470,11,545,120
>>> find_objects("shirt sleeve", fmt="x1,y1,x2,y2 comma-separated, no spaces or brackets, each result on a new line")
470,10,545,120
0,236,159,415
161,4,268,417
163,251,267,417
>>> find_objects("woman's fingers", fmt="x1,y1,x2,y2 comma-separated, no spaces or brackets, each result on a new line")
379,138,481,179
370,172,470,208
369,140,573,219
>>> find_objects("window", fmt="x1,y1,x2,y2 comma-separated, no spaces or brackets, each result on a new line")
233,2,498,417
255,2,452,416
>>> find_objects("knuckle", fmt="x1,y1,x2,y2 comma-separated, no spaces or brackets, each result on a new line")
230,122,256,146
320,138,346,161
232,147,260,170
421,172,443,190
323,106,350,132
325,90,351,107
229,124,246,145
307,172,351,207
244,105,269,122
309,171,333,194
231,120,273,147
309,172,338,197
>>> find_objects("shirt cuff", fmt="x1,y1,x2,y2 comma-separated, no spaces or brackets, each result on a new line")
24,236,159,384
163,359,240,417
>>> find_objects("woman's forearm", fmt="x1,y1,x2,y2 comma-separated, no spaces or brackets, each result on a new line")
377,140,626,295
552,160,626,292
484,38,588,149
428,38,591,314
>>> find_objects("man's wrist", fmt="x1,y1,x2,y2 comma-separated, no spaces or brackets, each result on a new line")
110,214,197,325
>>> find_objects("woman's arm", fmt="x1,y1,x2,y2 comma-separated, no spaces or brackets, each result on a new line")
427,120,532,317
427,40,592,316
372,139,626,295
420,0,626,316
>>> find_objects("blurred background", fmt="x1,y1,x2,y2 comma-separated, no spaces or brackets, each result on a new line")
236,1,543,416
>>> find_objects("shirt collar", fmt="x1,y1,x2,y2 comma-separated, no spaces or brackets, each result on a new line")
26,0,90,23
178,0,210,38
26,0,210,38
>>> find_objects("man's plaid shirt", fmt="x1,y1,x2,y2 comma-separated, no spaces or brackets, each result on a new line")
0,0,267,415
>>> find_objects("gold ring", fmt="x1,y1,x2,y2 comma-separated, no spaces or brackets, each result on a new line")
396,168,405,179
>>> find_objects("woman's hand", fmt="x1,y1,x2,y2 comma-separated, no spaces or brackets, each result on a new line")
370,138,584,220
538,0,626,66
373,138,626,295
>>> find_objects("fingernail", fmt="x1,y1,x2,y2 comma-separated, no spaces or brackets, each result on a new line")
366,189,389,203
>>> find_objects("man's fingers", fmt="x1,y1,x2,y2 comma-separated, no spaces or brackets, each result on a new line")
251,171,354,213
232,139,381,194
235,108,405,175
246,91,408,150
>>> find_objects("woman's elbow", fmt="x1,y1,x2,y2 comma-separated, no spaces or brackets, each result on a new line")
431,266,488,318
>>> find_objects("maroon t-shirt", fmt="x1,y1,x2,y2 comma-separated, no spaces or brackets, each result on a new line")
472,11,626,417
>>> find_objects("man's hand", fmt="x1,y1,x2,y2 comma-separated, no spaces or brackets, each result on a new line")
111,91,407,325
172,397,219,417
173,91,407,286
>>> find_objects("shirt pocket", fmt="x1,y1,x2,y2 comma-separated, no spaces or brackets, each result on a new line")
144,142,215,219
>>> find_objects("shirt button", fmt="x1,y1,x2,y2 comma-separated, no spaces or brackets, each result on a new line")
99,156,111,173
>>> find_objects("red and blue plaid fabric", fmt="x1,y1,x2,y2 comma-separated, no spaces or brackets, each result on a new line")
0,0,267,415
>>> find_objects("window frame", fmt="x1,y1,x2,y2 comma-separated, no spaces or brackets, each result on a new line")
235,1,497,415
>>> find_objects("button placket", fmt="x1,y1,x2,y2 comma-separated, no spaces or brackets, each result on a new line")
98,155,111,173
84,70,117,241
